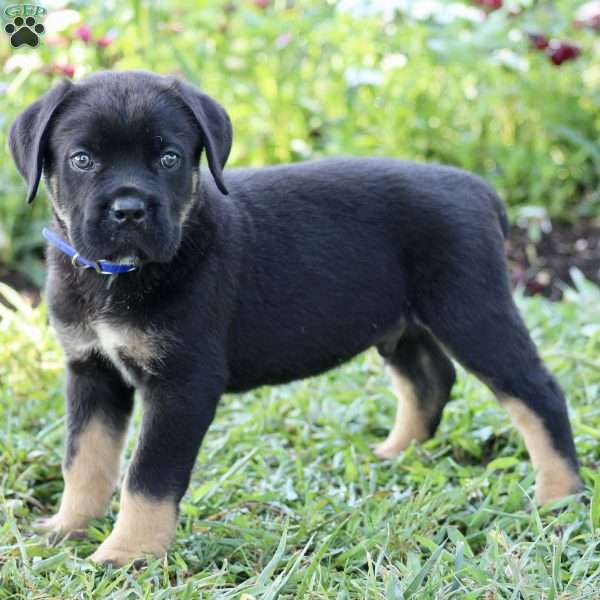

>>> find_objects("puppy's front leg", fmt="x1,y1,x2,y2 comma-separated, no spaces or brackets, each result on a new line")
36,354,133,538
90,373,222,566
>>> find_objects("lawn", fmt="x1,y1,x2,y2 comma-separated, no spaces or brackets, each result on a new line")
0,274,599,598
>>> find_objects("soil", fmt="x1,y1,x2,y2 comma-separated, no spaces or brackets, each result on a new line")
0,262,40,304
506,218,600,300
1,219,599,304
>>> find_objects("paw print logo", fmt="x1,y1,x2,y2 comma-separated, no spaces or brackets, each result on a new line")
5,16,45,48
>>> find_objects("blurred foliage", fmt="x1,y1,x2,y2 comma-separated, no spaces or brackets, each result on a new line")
0,0,598,283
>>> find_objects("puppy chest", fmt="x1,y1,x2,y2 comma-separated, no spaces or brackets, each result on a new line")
94,322,164,380
55,319,164,382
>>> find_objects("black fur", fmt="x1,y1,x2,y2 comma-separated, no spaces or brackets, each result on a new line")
9,71,579,515
64,352,133,468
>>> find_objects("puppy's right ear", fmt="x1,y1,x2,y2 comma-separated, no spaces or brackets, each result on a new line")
9,79,72,204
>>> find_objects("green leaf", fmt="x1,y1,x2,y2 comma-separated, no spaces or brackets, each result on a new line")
591,475,600,531
403,543,445,598
486,456,519,472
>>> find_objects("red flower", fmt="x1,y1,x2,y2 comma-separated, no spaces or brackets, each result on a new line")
96,36,113,49
74,24,92,44
473,0,502,11
547,41,581,66
528,33,549,50
525,278,544,295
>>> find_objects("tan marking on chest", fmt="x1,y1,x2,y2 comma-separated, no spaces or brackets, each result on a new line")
52,320,98,360
52,317,168,382
94,321,167,381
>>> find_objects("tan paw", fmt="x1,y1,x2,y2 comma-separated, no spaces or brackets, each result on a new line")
90,536,166,567
373,431,419,459
33,513,88,541
373,440,405,459
534,469,584,505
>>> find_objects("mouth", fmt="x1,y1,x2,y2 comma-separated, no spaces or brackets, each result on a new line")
99,232,152,265
78,221,181,266
104,249,149,265
104,251,152,268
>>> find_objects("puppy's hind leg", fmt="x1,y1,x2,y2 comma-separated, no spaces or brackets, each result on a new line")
416,260,582,504
374,326,456,458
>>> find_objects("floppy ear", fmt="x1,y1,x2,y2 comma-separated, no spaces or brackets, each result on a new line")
9,79,73,204
172,79,232,195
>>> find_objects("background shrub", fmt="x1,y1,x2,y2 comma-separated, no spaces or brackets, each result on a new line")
0,0,598,284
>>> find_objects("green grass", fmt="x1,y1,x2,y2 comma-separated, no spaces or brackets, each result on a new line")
1,275,599,598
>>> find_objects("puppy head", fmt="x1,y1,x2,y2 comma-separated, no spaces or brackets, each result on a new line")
9,71,232,264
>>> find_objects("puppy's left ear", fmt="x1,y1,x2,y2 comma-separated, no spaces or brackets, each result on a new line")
9,79,73,204
173,80,232,195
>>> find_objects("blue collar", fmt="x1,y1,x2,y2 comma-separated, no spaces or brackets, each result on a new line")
42,228,138,275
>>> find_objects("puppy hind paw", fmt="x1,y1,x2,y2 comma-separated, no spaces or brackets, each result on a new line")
534,470,585,505
372,440,405,459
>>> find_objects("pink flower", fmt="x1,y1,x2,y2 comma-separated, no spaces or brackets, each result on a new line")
96,36,113,49
253,0,270,8
74,24,92,44
275,32,292,48
44,34,69,47
574,1,600,31
54,63,75,77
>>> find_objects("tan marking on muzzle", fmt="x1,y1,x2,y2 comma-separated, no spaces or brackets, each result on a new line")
47,174,71,228
34,418,128,537
179,169,200,226
48,174,59,201
89,489,177,566
373,368,429,459
504,398,581,504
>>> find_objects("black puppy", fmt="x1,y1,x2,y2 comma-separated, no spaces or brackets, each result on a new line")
9,71,581,565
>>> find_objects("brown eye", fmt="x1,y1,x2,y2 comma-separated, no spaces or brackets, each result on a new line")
70,152,93,170
160,152,180,169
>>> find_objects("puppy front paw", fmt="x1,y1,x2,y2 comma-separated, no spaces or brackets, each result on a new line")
89,491,176,567
90,534,167,567
33,513,89,541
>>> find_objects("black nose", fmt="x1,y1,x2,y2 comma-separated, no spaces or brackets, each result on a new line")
110,197,147,225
